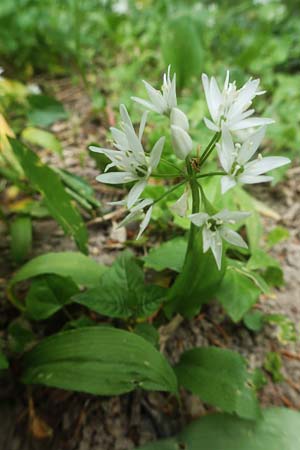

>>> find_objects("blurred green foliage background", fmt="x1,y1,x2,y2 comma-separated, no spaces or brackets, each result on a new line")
1,0,300,157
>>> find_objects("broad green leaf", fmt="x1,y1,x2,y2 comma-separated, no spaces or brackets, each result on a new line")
143,237,187,272
234,187,263,251
9,138,88,253
22,327,177,395
10,215,32,263
137,408,300,450
243,310,264,332
216,262,262,322
27,94,68,127
175,347,259,420
8,319,35,354
162,13,205,89
74,251,166,319
22,127,62,155
25,274,79,320
0,350,9,369
166,229,226,318
10,251,106,290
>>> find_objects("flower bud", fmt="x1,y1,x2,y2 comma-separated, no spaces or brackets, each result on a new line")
170,107,189,131
171,125,193,160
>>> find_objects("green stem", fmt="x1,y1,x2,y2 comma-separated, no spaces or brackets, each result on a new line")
186,157,200,254
195,171,225,180
160,158,185,175
151,179,187,206
198,132,221,167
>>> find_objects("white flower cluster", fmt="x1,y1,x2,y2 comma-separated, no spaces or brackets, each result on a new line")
201,71,290,193
91,68,290,269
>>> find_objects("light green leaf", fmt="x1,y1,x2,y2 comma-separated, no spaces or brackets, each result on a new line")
143,237,187,272
267,226,290,248
10,138,88,253
247,249,284,287
22,327,177,395
10,251,106,291
22,127,62,155
137,408,300,450
10,215,32,263
74,251,166,319
175,347,259,420
216,262,262,322
25,274,79,320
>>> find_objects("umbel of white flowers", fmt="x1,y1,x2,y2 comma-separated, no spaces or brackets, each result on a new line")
91,67,290,270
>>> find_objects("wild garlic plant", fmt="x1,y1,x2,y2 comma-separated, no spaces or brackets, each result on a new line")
90,67,290,273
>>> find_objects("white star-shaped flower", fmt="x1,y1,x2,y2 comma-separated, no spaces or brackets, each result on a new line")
202,71,274,132
217,125,290,194
111,198,153,239
90,104,165,208
189,209,250,269
132,65,177,115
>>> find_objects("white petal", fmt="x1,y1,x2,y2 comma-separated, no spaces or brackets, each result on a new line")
202,226,212,253
214,209,251,223
220,227,248,249
143,80,165,113
209,77,222,123
237,127,266,165
171,190,189,217
127,179,147,208
203,117,220,132
138,111,148,140
131,198,153,212
230,117,274,131
209,231,223,270
238,174,273,184
170,107,189,131
149,136,165,170
89,146,117,157
171,125,193,160
120,104,134,131
96,171,138,184
168,73,177,109
123,123,145,159
131,97,161,113
137,206,153,239
189,212,209,227
110,127,128,150
221,175,236,194
118,210,140,228
244,156,290,176
217,125,235,172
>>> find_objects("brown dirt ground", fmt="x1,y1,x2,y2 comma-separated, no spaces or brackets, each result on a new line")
0,79,300,450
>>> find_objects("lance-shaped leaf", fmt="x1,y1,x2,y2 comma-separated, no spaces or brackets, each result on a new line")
136,408,300,450
22,327,178,395
175,346,260,420
9,138,88,253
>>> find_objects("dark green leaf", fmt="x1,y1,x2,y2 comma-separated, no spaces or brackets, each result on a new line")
175,347,259,420
10,138,88,253
25,274,79,320
243,310,264,332
0,351,9,369
74,251,166,319
10,252,106,290
27,94,68,127
143,237,187,272
137,408,300,450
22,327,177,395
8,319,35,353
10,215,32,263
